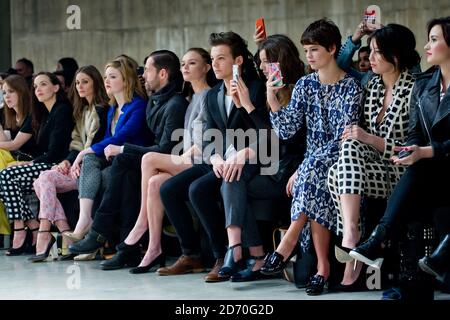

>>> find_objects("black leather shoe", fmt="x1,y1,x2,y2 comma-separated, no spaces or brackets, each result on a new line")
350,225,386,269
231,255,273,282
418,233,450,282
129,253,166,274
68,229,106,255
28,231,57,263
306,274,328,295
218,243,244,279
100,245,141,270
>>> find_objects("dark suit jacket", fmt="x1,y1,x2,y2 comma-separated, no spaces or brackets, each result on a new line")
123,80,188,156
202,79,266,161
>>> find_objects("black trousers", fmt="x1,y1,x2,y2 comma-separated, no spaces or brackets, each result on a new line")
160,164,227,259
379,157,450,237
92,153,142,242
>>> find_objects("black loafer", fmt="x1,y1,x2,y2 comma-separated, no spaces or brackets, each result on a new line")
305,274,328,296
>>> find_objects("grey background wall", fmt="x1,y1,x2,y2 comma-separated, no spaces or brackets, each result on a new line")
4,0,450,72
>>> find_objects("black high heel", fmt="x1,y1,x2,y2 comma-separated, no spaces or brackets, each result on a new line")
6,228,28,256
129,253,166,274
334,263,367,292
28,231,57,262
218,243,245,279
25,227,39,255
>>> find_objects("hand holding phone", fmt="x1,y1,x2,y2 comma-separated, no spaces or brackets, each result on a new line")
232,64,239,84
268,62,283,87
255,18,267,42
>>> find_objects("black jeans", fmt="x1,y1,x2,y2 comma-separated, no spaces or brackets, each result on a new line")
379,157,450,237
92,153,142,242
160,164,227,259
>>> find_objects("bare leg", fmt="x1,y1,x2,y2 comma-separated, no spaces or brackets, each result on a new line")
227,226,242,262
74,198,93,235
310,220,331,279
124,153,192,245
340,194,362,248
139,173,172,267
25,219,40,245
11,219,26,249
248,245,265,271
340,193,363,284
36,219,52,254
276,213,308,261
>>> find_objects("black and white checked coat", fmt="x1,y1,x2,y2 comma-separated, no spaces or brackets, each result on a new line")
328,71,415,236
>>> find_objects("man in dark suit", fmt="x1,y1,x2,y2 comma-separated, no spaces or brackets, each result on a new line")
157,32,266,281
69,51,189,269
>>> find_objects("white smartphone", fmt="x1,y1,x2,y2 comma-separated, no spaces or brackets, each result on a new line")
232,64,239,83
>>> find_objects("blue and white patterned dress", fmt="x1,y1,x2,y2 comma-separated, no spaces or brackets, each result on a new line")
270,72,362,250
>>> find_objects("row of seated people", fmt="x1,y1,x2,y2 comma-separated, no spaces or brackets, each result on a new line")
1,16,450,298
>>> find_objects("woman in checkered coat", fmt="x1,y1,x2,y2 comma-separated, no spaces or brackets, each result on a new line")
327,24,420,289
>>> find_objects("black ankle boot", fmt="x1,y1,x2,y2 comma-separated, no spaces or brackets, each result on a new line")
100,244,141,270
350,225,387,269
419,233,450,282
68,229,106,254
218,243,244,279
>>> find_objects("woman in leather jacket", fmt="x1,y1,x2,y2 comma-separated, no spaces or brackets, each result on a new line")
350,17,450,278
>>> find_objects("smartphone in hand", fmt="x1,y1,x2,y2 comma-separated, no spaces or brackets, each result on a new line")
232,64,239,84
268,62,283,87
255,17,267,40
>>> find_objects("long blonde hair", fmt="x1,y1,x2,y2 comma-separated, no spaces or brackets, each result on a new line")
105,57,147,106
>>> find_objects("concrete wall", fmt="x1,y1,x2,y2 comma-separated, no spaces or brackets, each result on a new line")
0,0,11,72
9,0,450,73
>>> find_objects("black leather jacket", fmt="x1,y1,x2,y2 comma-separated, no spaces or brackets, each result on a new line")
407,67,450,159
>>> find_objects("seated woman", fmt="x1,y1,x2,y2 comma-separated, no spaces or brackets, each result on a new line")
62,57,148,248
0,75,35,167
103,47,216,273
351,17,450,277
216,34,306,282
0,72,74,256
327,24,420,290
0,75,35,238
31,65,109,262
260,18,362,295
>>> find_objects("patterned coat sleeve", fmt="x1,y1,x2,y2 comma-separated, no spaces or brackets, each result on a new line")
270,79,305,140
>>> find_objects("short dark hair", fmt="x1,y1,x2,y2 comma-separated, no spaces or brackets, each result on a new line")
358,46,370,56
16,58,34,73
300,18,342,58
209,31,259,81
149,50,182,83
427,16,450,47
368,24,420,71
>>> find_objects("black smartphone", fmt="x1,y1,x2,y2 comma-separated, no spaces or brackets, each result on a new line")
398,149,412,159
136,66,144,76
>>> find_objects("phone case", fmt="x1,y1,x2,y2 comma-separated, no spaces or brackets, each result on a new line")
268,62,283,86
255,18,267,39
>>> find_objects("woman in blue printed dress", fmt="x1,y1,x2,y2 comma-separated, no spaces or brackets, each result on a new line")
260,18,362,295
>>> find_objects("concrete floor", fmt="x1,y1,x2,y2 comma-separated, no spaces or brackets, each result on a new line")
1,251,449,301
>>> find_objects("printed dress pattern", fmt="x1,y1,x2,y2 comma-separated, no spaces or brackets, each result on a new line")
270,72,362,250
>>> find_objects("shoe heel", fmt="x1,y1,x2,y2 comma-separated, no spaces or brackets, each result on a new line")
370,258,384,269
46,241,59,261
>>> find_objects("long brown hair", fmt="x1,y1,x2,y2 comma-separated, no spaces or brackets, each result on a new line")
260,34,306,106
105,57,147,106
2,75,31,132
70,65,109,122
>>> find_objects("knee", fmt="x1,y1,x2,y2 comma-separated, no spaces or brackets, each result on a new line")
188,179,203,204
340,139,363,156
147,175,165,195
142,152,158,169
